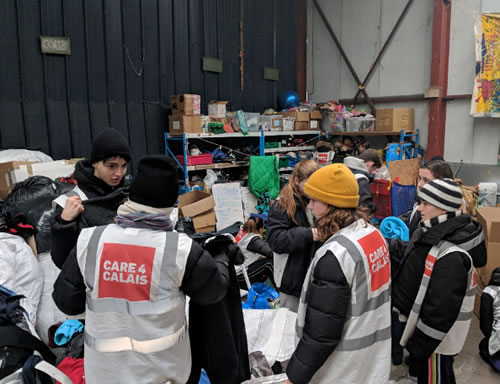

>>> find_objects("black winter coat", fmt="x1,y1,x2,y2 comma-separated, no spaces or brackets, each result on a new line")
286,250,350,384
266,196,317,297
392,214,485,360
51,160,128,269
246,236,273,258
351,169,375,212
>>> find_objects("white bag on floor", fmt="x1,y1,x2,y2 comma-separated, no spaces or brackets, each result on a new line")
0,233,43,327
243,308,297,366
35,252,69,345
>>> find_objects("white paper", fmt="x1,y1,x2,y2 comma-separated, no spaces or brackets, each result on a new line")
212,183,245,230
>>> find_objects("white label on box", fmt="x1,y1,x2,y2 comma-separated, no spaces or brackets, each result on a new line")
173,121,181,130
311,120,318,129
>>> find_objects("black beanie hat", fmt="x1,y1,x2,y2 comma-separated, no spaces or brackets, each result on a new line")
129,156,179,208
91,128,131,163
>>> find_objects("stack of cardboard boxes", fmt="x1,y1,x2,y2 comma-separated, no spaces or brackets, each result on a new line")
168,94,202,136
475,206,500,316
281,110,322,131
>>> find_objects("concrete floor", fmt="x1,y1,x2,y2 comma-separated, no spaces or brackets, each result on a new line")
390,315,499,383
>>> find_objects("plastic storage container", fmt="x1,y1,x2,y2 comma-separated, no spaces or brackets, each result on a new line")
259,115,283,131
345,117,376,132
175,153,213,166
324,111,345,132
391,182,416,217
245,112,260,132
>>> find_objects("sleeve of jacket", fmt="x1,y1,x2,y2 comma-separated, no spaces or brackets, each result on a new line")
52,247,86,316
406,251,470,359
51,207,80,269
266,204,313,254
246,236,273,258
357,178,372,206
480,291,494,338
181,240,230,306
286,251,350,384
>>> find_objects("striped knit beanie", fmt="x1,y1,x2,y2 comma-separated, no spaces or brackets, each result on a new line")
418,178,463,212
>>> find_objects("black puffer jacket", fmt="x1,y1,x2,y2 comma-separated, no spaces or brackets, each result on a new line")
246,236,273,258
267,196,317,297
51,160,128,268
392,213,485,359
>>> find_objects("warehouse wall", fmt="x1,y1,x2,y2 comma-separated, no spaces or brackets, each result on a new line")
0,0,297,167
446,0,500,165
307,0,500,166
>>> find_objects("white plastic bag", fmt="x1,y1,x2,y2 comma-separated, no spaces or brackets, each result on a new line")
203,169,218,189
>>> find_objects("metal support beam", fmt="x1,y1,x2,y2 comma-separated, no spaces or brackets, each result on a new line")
297,0,307,101
352,0,415,105
312,0,376,114
427,0,451,159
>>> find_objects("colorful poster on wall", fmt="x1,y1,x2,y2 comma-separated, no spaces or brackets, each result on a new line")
471,13,500,117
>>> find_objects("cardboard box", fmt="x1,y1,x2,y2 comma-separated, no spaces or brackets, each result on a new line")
477,206,500,284
376,108,414,131
294,121,309,131
0,159,80,200
208,101,228,118
282,111,310,122
168,115,202,136
474,269,484,318
177,190,216,233
310,110,322,120
309,120,320,130
171,94,201,116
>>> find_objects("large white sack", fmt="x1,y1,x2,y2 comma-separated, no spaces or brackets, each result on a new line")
243,308,297,367
0,149,53,163
35,251,70,345
0,233,43,327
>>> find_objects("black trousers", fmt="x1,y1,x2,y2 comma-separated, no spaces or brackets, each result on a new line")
413,353,456,384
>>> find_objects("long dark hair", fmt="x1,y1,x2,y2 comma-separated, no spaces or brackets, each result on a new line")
316,206,370,242
422,160,453,179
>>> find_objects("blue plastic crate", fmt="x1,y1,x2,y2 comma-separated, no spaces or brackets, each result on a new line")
391,182,416,217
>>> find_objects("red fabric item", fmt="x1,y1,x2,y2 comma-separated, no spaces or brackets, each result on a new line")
57,357,85,384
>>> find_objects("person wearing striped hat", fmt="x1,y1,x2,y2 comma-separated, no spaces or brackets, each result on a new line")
392,178,482,384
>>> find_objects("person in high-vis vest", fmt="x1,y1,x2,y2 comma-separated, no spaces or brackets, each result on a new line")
51,128,131,269
52,156,237,384
479,267,500,373
284,164,392,384
392,178,479,384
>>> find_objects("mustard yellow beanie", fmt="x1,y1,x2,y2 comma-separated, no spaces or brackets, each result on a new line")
304,164,359,208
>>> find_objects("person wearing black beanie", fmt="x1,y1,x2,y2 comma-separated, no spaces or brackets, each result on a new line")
50,128,131,270
52,155,243,384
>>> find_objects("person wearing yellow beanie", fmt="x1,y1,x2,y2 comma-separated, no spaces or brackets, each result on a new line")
304,163,359,209
285,163,392,384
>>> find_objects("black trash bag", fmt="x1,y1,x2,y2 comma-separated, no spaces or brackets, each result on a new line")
3,176,74,253
174,217,196,235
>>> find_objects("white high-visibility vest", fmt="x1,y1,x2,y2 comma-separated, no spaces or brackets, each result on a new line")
483,285,500,356
296,219,392,384
76,224,192,384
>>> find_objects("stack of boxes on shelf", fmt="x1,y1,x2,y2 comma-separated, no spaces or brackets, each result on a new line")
168,94,202,135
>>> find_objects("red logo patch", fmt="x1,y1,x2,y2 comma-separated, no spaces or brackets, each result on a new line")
357,231,390,291
424,254,436,277
98,243,155,301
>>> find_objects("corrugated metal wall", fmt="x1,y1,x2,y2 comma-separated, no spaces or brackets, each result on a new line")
306,0,433,148
0,0,298,166
307,0,500,166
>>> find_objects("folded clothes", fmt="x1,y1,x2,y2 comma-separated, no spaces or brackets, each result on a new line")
380,216,409,241
54,319,84,346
